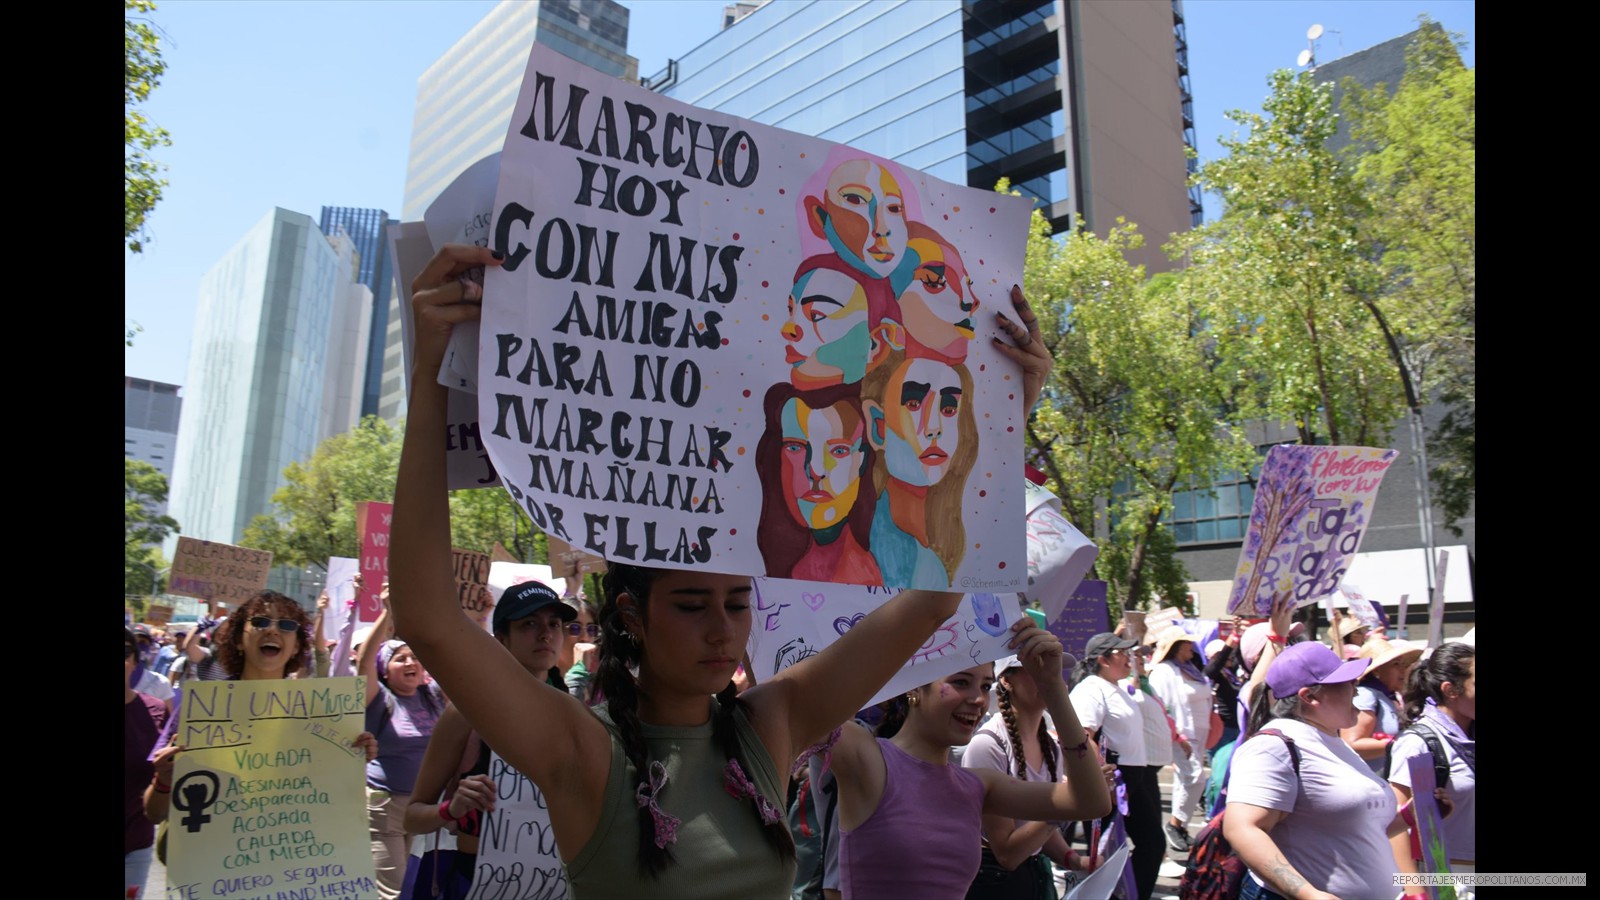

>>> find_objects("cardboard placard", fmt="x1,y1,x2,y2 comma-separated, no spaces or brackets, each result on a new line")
169,537,273,605
454,548,493,626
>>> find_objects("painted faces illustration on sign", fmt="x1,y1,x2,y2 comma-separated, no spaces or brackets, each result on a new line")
874,356,965,487
806,158,909,282
780,395,868,530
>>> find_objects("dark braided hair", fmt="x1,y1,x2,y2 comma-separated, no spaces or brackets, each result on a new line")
1401,642,1473,729
996,675,1059,783
597,563,793,877
875,694,910,739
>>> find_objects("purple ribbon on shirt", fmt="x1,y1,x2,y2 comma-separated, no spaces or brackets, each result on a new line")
723,759,784,825
635,760,681,849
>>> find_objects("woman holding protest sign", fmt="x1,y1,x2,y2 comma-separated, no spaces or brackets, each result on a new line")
400,581,574,899
143,593,379,845
387,243,1054,897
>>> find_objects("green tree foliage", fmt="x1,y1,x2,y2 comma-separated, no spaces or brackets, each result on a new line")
1170,70,1404,449
1019,198,1253,611
245,416,546,570
1344,22,1475,533
244,417,404,568
126,0,171,255
126,459,179,594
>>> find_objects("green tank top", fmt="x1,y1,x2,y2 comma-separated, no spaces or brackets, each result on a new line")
567,699,795,898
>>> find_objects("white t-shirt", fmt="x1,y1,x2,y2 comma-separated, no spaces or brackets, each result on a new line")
1389,725,1475,862
1149,660,1214,746
1070,676,1147,767
1228,718,1398,899
1129,678,1174,766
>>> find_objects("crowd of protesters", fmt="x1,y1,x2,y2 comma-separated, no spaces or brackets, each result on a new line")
125,242,1473,900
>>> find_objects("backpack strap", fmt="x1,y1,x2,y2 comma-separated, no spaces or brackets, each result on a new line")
1407,722,1452,790
1255,728,1302,778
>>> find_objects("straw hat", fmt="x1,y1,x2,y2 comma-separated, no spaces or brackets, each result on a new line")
1150,626,1195,665
1333,616,1370,643
1358,636,1423,672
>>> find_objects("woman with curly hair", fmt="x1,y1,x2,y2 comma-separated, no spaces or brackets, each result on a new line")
143,591,377,824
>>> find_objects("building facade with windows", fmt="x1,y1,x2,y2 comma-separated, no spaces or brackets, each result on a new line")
656,0,1198,271
167,208,344,546
126,377,183,517
384,0,639,420
319,206,396,420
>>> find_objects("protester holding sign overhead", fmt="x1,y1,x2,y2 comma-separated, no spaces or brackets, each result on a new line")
388,224,1053,896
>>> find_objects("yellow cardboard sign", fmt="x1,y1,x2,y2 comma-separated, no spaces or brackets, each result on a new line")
164,678,377,900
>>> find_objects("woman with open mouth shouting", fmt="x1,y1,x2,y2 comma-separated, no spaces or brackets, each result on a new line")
143,592,380,852
359,588,450,899
827,620,1111,898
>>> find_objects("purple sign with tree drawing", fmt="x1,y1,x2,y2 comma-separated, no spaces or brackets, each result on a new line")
1406,754,1456,900
1047,579,1108,666
1227,445,1398,616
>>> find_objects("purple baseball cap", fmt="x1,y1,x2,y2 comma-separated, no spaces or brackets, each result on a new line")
1266,641,1369,696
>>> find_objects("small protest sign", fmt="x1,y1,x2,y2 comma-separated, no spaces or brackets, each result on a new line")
481,43,1031,591
169,537,273,605
1227,445,1399,616
164,677,377,899
1143,606,1184,642
454,548,493,623
746,579,1019,710
1021,479,1098,621
146,604,174,626
464,751,567,900
1046,579,1109,664
547,534,608,583
355,501,392,623
1406,753,1457,900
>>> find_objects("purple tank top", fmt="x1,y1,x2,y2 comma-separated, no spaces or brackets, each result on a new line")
839,738,986,898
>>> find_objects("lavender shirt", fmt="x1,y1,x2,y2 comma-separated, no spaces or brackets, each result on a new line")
839,739,985,898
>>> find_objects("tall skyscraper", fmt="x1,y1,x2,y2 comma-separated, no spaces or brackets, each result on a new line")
654,0,1198,272
125,377,183,518
320,233,374,442
167,208,345,546
319,206,397,419
383,0,639,421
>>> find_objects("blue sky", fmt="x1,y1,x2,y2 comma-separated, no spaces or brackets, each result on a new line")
124,0,1474,389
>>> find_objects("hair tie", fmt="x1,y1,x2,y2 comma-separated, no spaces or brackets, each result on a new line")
723,759,783,825
634,760,681,849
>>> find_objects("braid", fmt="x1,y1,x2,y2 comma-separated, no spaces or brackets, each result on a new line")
997,680,1027,780
875,695,909,739
597,564,672,876
1037,716,1059,783
712,681,796,863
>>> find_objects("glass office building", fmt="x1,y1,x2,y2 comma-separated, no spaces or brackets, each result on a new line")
386,0,639,420
657,0,1195,271
168,209,340,545
319,206,396,419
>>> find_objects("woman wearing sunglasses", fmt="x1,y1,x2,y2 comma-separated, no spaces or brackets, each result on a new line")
144,592,379,835
561,599,602,704
397,582,575,899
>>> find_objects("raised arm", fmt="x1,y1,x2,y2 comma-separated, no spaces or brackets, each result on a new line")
975,623,1111,823
387,244,608,847
356,593,394,708
744,588,963,766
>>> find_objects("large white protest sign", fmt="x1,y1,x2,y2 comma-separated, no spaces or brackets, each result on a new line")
427,152,502,394
747,579,1019,709
465,751,567,900
482,45,1031,590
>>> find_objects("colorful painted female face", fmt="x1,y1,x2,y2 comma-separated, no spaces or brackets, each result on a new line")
781,267,872,388
780,397,867,530
899,238,977,360
818,160,908,281
877,358,963,486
